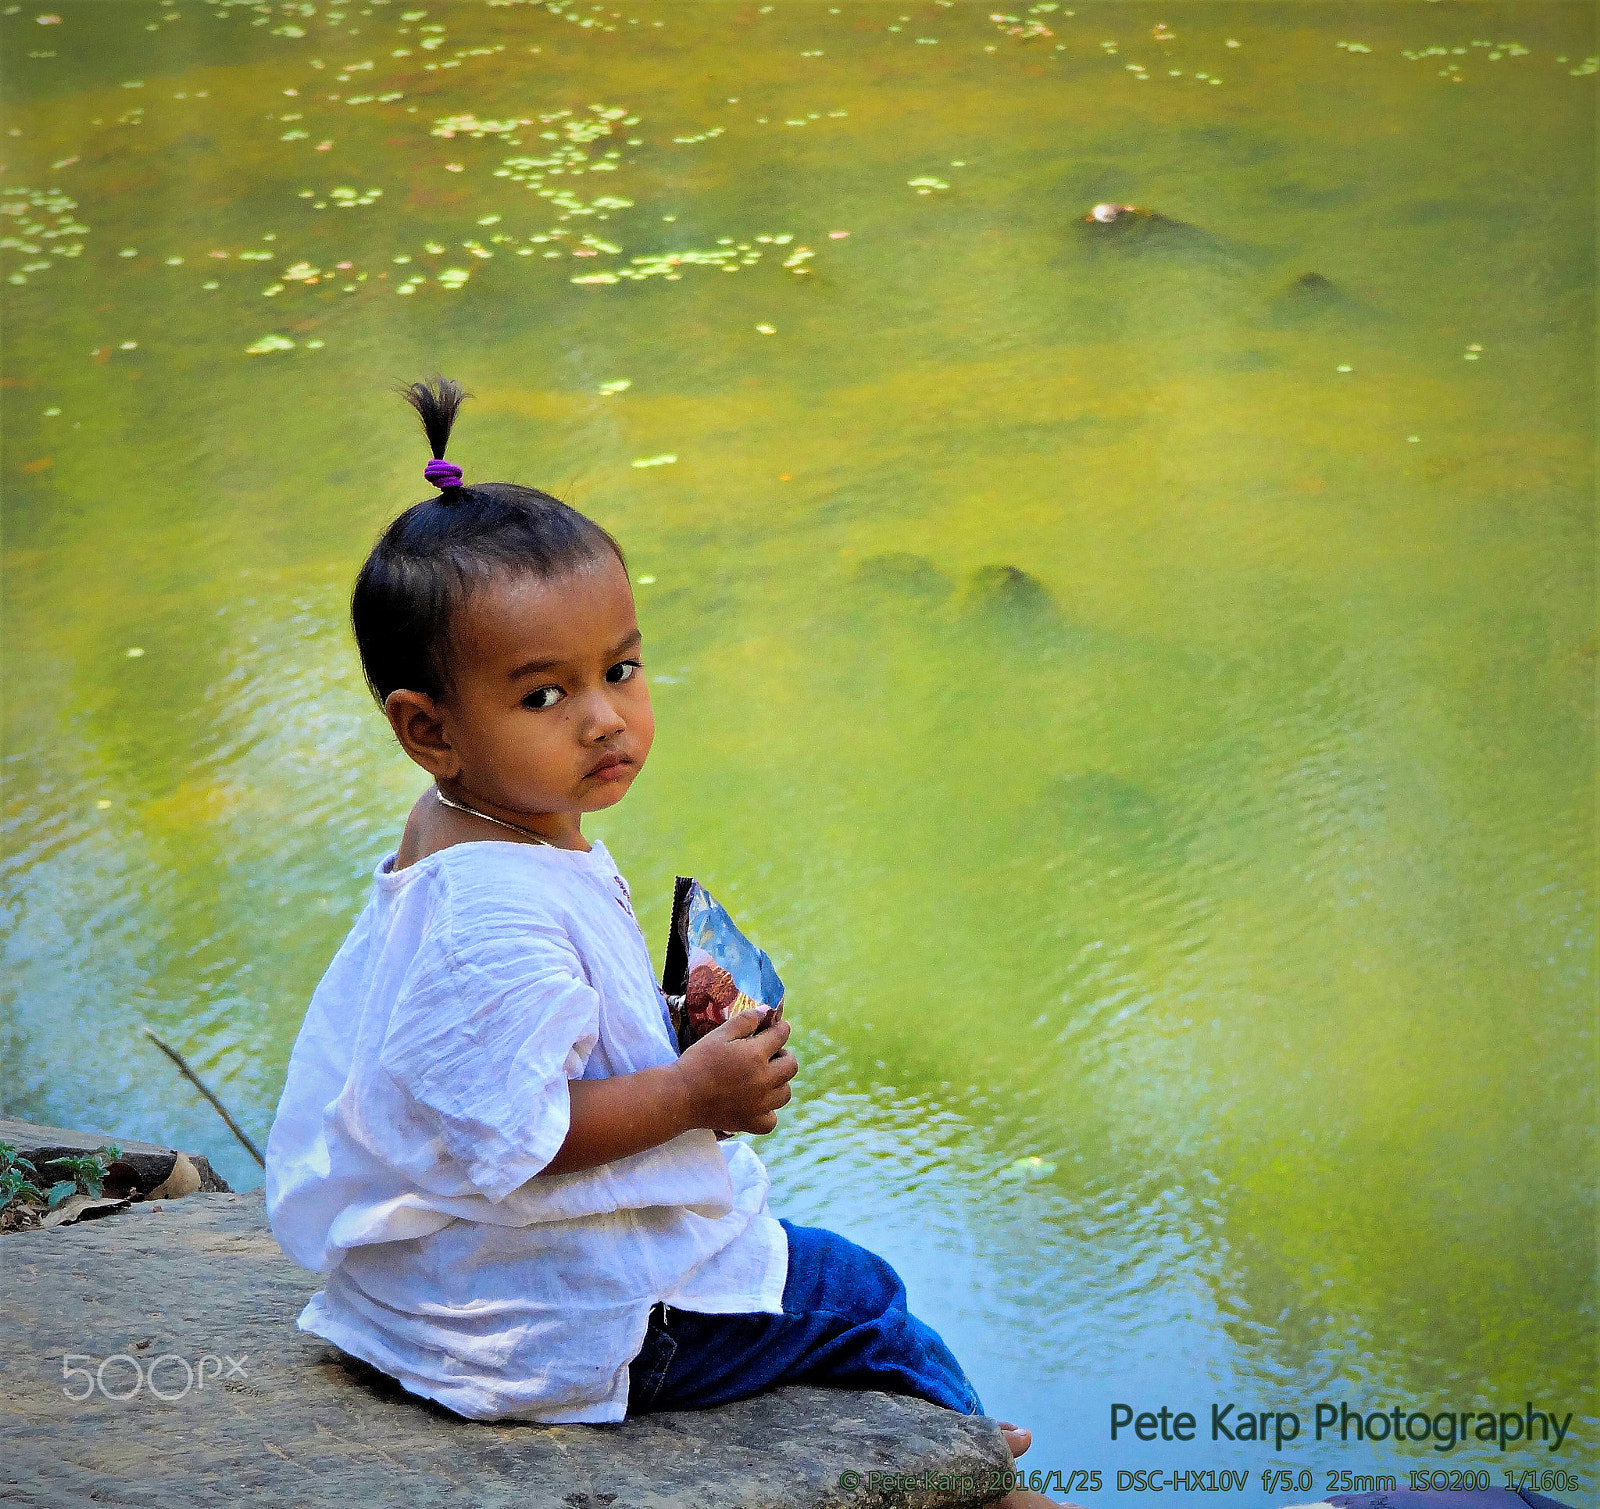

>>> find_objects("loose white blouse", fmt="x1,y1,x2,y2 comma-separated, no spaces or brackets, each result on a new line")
263,838,788,1423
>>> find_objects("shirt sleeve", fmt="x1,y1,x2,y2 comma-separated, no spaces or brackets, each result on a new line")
376,901,601,1203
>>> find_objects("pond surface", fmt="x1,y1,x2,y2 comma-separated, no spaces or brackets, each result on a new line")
2,0,1594,1494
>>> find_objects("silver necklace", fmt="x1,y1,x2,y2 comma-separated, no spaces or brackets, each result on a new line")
433,785,556,847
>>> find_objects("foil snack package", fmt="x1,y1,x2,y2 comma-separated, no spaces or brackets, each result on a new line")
661,876,785,1054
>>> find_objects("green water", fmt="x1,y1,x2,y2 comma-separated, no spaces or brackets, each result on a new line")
2,0,1594,1493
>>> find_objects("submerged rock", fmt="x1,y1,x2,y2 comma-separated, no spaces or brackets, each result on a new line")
1265,269,1375,325
961,564,1060,632
1075,204,1256,272
1282,269,1340,301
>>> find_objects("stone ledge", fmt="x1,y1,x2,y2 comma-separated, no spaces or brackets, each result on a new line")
1,1190,1012,1509
0,1115,231,1197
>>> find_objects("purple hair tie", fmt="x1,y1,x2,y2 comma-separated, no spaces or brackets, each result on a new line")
424,458,463,489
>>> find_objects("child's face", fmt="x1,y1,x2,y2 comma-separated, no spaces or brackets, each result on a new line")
389,551,654,830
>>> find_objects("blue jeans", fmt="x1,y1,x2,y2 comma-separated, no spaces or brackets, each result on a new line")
626,1219,984,1417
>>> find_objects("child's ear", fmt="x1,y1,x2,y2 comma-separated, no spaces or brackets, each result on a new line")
384,689,461,779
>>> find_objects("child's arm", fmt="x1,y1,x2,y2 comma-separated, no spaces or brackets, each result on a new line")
537,1011,796,1178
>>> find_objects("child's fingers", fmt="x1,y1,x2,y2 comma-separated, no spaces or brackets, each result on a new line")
739,1016,791,1057
767,1046,798,1078
737,1073,790,1129
758,1048,798,1089
720,1008,770,1040
683,1012,796,1135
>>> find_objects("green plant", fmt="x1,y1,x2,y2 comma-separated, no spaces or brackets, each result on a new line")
0,1141,46,1211
0,1140,123,1215
46,1145,123,1201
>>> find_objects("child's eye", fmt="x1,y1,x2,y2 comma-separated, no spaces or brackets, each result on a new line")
607,660,641,684
523,685,564,710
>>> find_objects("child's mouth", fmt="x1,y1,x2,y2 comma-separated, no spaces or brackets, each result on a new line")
587,754,633,781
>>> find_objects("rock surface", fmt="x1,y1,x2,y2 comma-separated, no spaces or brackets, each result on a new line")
1,1191,1014,1509
0,1115,232,1196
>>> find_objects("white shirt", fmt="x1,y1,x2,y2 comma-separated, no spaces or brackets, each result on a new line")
263,838,788,1423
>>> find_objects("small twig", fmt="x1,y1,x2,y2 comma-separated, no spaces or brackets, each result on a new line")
143,1030,265,1168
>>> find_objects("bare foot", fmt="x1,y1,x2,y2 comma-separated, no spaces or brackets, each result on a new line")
993,1422,1090,1508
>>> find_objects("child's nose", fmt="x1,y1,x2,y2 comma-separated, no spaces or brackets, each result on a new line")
580,688,628,738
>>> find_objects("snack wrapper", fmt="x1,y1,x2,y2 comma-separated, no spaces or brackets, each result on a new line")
661,876,785,1054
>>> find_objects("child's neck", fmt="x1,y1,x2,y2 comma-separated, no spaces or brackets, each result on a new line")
392,785,590,870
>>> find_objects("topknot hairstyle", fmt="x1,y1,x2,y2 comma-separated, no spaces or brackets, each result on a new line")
400,375,468,496
351,374,627,705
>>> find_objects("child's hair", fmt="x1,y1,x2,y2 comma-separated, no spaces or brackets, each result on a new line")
351,375,626,706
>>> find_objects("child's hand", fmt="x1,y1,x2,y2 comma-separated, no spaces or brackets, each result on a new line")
676,1010,797,1135
541,1014,794,1176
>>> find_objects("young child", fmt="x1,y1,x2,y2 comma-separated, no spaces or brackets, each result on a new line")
264,377,1062,1506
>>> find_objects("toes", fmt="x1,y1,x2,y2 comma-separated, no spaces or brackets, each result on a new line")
999,1424,1034,1459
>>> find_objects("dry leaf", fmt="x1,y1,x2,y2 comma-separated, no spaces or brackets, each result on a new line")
40,1192,133,1229
146,1152,201,1201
